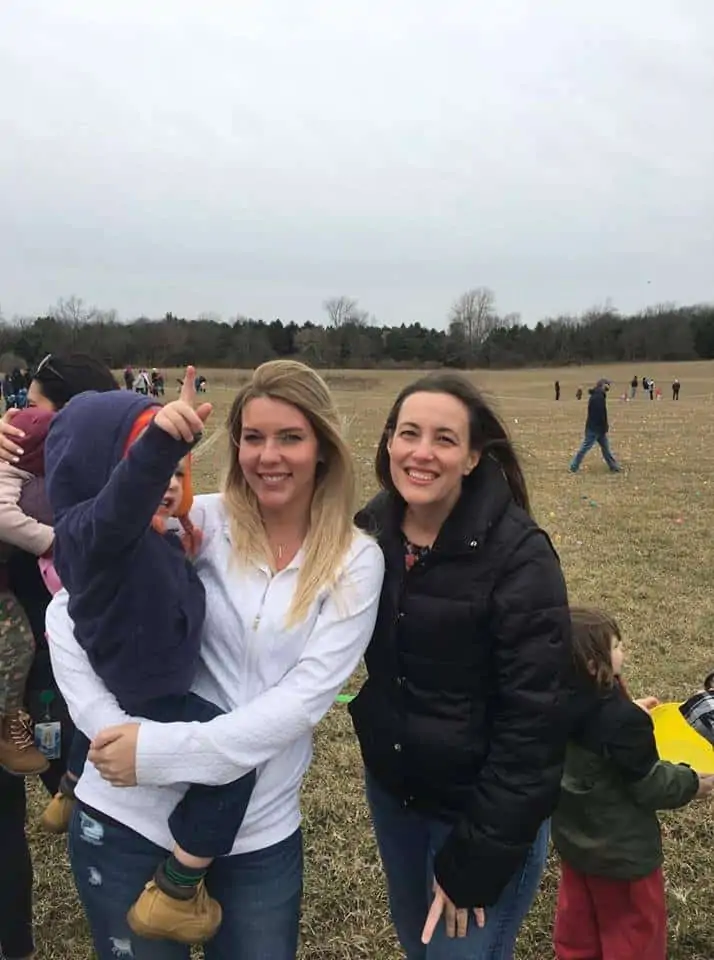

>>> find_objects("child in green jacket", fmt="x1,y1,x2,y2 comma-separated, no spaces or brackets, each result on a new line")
552,607,714,960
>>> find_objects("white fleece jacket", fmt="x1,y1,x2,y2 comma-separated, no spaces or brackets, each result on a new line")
46,493,384,855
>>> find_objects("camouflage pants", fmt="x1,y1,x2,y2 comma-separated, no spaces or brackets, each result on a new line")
0,590,34,715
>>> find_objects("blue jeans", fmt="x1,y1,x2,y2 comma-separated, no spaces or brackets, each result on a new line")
569,431,619,472
366,772,550,960
69,805,303,960
67,693,256,858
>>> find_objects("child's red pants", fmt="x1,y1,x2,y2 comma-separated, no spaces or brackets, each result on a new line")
554,861,666,960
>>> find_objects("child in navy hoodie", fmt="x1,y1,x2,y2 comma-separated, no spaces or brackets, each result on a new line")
44,382,256,945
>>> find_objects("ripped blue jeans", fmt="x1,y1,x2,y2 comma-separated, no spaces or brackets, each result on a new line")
69,805,302,960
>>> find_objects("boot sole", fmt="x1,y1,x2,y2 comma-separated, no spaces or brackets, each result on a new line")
126,904,223,945
0,760,50,776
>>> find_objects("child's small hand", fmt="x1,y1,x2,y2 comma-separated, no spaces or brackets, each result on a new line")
634,697,660,714
154,365,212,443
695,774,714,799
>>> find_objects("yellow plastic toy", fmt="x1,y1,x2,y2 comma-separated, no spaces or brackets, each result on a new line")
651,702,714,774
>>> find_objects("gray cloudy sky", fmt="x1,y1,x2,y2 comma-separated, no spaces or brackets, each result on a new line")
1,0,713,327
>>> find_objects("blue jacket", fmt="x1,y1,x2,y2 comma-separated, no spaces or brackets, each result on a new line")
585,386,608,436
45,390,206,712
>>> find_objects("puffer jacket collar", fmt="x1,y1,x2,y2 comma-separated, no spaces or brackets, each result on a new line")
356,454,515,559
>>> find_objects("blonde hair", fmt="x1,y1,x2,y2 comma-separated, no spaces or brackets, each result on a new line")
222,360,356,625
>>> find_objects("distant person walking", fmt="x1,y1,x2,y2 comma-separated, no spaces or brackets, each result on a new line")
630,375,638,400
569,379,620,474
672,378,681,400
648,379,655,401
576,387,583,401
555,380,561,401
123,366,133,390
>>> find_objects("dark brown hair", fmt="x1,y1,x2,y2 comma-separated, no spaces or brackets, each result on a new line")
570,607,622,690
33,354,118,410
375,372,531,514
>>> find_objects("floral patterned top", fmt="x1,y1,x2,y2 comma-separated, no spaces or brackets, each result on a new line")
403,534,431,571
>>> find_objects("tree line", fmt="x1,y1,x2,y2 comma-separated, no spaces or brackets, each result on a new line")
1,290,714,371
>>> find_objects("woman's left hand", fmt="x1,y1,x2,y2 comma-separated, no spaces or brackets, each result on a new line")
421,881,485,943
88,723,140,787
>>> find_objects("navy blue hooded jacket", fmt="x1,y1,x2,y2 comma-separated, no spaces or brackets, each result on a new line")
585,385,609,436
45,390,206,712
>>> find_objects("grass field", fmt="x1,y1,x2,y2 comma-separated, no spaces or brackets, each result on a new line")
26,361,714,959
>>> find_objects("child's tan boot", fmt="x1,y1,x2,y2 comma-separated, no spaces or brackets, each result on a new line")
40,791,76,833
127,879,222,944
0,711,49,775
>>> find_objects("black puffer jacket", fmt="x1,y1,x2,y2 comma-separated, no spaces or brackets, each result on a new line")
350,456,571,908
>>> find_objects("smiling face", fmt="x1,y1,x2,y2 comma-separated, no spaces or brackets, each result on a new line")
238,396,320,517
387,391,480,512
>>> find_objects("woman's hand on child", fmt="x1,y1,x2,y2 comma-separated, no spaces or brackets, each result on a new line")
0,409,27,462
155,365,212,443
421,881,485,943
634,697,660,713
695,774,714,799
88,722,141,787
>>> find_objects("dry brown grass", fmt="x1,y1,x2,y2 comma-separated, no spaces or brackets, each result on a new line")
27,362,714,959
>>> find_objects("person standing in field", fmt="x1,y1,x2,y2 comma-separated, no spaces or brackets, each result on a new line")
555,380,561,401
648,379,655,401
44,360,384,960
672,378,681,400
630,375,638,399
569,379,620,474
552,608,714,960
350,372,572,959
0,353,119,960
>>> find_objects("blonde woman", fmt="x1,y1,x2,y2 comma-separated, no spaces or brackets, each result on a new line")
44,361,384,960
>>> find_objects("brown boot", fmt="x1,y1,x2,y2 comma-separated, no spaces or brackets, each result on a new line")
40,790,76,834
0,711,49,775
127,879,222,944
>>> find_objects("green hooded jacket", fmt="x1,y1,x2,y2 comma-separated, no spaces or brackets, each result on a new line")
552,686,699,880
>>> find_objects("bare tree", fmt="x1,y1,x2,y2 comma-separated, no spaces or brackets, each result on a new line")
323,296,359,327
50,295,98,327
448,287,498,353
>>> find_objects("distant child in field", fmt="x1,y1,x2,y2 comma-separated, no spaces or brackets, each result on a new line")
552,607,714,960
43,378,257,945
0,407,56,776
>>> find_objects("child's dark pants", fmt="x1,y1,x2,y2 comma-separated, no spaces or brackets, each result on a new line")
69,692,255,858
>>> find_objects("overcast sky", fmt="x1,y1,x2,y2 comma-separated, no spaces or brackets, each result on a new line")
1,0,713,327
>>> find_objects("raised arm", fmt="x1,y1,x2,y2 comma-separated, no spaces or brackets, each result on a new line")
56,422,192,562
134,538,384,787
0,466,53,556
433,530,571,908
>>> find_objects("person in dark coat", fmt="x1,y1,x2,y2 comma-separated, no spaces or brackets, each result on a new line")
0,354,118,960
569,379,620,473
672,378,681,400
349,371,572,958
555,380,561,401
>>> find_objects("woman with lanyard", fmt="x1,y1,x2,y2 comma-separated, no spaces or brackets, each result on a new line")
42,360,383,959
0,353,119,960
350,372,572,959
